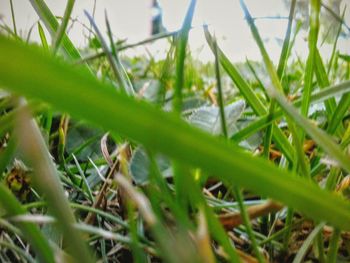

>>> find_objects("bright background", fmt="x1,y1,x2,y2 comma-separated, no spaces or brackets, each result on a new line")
0,0,349,62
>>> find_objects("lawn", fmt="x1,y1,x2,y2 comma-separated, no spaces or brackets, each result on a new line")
0,0,350,262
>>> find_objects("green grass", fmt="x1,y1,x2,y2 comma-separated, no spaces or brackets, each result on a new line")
0,1,349,262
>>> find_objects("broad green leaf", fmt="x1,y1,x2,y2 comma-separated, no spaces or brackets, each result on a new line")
129,147,172,185
188,100,245,137
131,101,245,185
1,37,350,230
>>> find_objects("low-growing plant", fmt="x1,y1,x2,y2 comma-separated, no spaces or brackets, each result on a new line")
0,0,350,262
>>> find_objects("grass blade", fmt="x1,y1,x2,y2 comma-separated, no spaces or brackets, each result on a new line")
233,188,266,263
213,36,262,262
328,93,350,135
0,184,55,263
292,222,325,263
300,0,320,118
9,0,17,36
1,36,350,230
204,28,295,162
239,0,289,162
276,0,296,80
213,37,227,137
15,109,94,263
327,228,341,263
29,0,82,60
77,30,179,64
239,0,283,93
232,80,350,142
267,86,350,174
327,8,346,75
315,50,337,120
85,11,134,95
0,240,36,263
37,22,49,51
240,0,311,176
173,0,196,113
53,0,75,53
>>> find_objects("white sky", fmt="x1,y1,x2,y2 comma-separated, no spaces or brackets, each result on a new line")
0,0,349,62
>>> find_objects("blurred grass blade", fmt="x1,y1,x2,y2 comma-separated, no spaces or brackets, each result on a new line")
300,0,320,119
292,222,325,263
315,50,337,120
195,209,216,263
15,108,94,263
37,22,49,51
78,29,179,65
0,137,16,175
2,37,350,230
115,175,201,263
0,183,55,263
53,0,75,53
85,11,135,95
239,0,287,162
276,0,296,80
327,7,346,75
204,27,265,114
213,37,227,137
172,0,196,214
339,53,350,62
105,10,117,56
328,94,350,135
0,102,44,139
204,206,240,262
174,0,196,112
204,27,294,162
0,240,36,263
233,80,350,142
246,58,269,98
239,0,310,176
327,228,341,263
267,86,350,174
212,37,254,262
29,0,83,61
321,2,350,33
233,188,266,263
239,0,283,93
9,0,17,36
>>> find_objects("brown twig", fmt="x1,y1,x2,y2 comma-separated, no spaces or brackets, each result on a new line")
219,200,283,230
84,157,119,225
